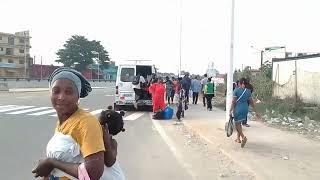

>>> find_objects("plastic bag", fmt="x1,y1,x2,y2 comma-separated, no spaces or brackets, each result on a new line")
225,115,234,137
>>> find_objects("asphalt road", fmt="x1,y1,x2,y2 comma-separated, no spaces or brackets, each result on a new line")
0,89,194,180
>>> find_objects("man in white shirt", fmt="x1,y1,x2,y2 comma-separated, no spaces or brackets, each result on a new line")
132,75,146,108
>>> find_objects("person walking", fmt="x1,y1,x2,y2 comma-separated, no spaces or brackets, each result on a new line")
181,73,192,103
242,82,254,127
229,78,260,148
176,81,187,122
191,76,201,104
204,77,215,111
201,74,208,107
132,74,146,109
165,76,174,105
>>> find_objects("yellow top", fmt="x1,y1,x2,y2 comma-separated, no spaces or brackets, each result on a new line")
56,108,105,158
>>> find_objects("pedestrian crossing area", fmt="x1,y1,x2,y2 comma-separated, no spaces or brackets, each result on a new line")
0,104,146,121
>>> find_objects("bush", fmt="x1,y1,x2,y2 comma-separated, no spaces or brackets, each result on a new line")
215,84,226,94
252,75,273,100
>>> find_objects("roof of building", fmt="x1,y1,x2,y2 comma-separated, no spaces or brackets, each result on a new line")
273,53,320,62
0,31,31,38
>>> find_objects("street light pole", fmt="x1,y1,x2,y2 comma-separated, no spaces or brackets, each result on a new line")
179,0,183,77
24,32,27,77
97,53,100,82
260,50,264,67
250,46,264,68
226,0,235,121
92,51,100,81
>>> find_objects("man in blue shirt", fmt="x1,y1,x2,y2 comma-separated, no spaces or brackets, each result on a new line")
181,73,192,103
191,76,202,104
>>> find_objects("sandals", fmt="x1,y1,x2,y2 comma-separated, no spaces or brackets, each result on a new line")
234,139,241,143
241,137,247,148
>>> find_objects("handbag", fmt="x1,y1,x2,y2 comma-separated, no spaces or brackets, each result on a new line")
225,114,234,137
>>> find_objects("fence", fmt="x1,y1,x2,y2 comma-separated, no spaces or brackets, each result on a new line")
272,55,320,105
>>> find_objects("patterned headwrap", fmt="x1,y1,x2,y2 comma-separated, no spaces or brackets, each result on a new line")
49,67,92,98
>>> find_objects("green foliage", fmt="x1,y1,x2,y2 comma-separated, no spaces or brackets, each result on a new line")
234,62,273,100
56,35,110,71
251,74,273,100
216,83,226,94
233,66,252,82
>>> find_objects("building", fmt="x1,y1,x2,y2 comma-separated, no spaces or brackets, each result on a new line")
102,65,117,81
29,64,61,79
206,62,219,78
0,31,33,78
272,54,320,105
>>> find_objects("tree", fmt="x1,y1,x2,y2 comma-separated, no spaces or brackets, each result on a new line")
260,61,272,80
56,35,110,71
252,61,273,100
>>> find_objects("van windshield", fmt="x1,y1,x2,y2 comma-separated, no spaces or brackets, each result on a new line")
120,68,135,82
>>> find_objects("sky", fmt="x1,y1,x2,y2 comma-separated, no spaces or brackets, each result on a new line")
1,0,320,75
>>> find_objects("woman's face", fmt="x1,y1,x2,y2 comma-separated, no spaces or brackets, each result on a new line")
50,79,79,115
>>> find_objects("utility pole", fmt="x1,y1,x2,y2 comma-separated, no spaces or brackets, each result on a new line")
226,0,235,121
260,50,264,67
179,0,183,77
24,32,27,77
295,60,298,103
40,56,43,80
97,53,100,82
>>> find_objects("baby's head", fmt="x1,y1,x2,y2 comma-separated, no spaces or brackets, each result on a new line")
99,106,125,136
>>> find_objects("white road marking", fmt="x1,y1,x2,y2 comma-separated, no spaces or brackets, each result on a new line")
0,106,35,113
123,112,145,121
16,96,33,99
0,105,17,110
6,107,52,114
151,114,196,180
28,109,56,116
105,95,114,97
89,109,104,115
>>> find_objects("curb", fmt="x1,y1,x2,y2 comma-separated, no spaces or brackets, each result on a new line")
8,88,49,92
5,86,113,92
182,122,262,180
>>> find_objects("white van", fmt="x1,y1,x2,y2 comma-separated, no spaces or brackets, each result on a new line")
114,62,156,110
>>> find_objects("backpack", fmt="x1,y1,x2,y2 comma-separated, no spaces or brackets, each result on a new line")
132,76,140,85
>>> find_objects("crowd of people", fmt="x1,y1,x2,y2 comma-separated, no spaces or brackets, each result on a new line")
144,73,217,122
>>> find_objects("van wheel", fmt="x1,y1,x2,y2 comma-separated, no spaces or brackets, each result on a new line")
114,103,120,111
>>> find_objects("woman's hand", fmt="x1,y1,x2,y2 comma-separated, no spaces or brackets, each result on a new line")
32,158,54,178
102,124,112,145
101,124,117,167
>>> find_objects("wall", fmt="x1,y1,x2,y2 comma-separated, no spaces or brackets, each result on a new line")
273,55,320,105
0,79,115,89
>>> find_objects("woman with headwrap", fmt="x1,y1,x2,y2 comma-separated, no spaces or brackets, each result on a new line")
32,67,125,180
149,78,166,113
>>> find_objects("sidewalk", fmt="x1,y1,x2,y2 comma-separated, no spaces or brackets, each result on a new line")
183,103,320,180
8,88,49,92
